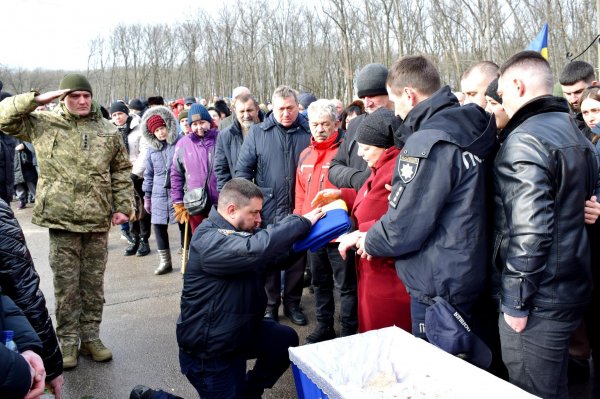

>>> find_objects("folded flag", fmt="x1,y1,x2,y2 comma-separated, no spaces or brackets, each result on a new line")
293,200,351,252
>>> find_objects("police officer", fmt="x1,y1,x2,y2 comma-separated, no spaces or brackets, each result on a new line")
0,74,132,369
177,178,323,398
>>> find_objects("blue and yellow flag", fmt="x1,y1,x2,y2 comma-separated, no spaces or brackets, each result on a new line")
526,23,549,59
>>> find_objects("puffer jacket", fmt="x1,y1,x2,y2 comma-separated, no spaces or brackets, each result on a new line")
176,207,311,359
0,92,132,232
170,128,219,206
328,113,370,190
0,290,43,398
235,113,310,226
493,96,599,321
0,199,62,382
141,106,179,225
215,119,246,191
365,86,498,306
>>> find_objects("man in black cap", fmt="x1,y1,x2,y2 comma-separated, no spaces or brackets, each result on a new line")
329,63,394,191
183,96,196,110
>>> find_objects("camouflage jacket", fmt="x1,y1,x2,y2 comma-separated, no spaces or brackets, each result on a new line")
0,92,132,232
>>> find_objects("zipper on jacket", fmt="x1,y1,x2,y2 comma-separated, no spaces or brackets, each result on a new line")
306,174,312,194
319,174,325,191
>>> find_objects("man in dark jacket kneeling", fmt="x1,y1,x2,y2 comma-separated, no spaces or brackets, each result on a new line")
176,178,323,398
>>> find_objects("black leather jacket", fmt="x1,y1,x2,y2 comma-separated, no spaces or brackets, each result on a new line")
493,96,599,320
0,199,63,381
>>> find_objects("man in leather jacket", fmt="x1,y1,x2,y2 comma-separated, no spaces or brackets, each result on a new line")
494,51,599,398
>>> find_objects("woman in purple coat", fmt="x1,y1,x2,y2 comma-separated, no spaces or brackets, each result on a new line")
142,106,180,275
170,104,219,234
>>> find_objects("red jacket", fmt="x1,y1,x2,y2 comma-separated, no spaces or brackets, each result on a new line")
294,131,342,215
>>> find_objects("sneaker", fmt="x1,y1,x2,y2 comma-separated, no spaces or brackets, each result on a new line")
80,339,113,362
305,325,336,344
130,385,183,399
17,200,26,210
61,343,79,369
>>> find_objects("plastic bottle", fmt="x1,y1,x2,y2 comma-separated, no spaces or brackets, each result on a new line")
40,385,56,399
2,330,18,352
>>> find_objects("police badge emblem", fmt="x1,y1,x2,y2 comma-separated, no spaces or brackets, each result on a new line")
398,155,420,184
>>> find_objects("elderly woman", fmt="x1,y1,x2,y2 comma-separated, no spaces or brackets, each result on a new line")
170,103,219,234
314,108,411,333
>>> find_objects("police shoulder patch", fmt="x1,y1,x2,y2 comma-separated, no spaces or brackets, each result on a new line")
397,155,420,184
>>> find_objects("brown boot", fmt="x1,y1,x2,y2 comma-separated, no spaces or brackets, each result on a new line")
61,343,79,369
80,339,113,362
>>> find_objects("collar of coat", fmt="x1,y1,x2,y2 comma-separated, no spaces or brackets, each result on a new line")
500,95,570,142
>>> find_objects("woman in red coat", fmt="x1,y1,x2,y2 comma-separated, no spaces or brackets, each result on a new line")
314,108,411,333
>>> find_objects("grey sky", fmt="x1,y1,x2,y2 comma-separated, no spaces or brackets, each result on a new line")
1,0,219,70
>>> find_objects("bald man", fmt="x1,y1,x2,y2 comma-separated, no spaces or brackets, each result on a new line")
494,51,599,399
461,61,499,109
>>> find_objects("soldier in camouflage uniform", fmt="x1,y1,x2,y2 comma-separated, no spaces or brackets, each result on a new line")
0,73,133,369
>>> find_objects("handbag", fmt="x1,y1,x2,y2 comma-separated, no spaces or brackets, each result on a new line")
183,147,215,216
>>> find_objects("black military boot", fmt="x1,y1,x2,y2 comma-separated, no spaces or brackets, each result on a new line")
305,323,336,344
136,238,150,257
124,235,140,256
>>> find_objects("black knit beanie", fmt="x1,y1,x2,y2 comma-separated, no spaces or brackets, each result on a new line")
356,63,389,98
485,78,502,104
58,73,93,99
356,108,400,148
129,98,144,111
110,101,129,115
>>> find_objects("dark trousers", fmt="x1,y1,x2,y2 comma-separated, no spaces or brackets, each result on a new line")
499,312,581,399
130,177,151,240
179,320,298,399
153,224,170,250
265,254,305,311
309,243,357,334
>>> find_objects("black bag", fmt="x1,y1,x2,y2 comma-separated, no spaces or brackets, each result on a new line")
183,148,215,216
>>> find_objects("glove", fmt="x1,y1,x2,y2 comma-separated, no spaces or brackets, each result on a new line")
173,202,190,224
144,197,152,214
130,173,141,181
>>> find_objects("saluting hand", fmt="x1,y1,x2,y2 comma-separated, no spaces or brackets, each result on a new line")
34,89,70,105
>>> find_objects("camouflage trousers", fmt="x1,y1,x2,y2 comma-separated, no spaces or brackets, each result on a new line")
49,229,108,346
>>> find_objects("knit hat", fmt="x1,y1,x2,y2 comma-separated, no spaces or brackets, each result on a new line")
109,101,129,115
356,108,400,148
356,63,389,98
485,78,502,104
148,96,165,106
178,110,189,122
187,103,212,124
184,96,196,105
58,73,93,99
129,98,144,111
298,92,317,110
147,114,166,134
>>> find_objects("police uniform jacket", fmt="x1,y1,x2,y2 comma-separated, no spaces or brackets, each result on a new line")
234,113,310,226
176,207,311,359
365,86,498,307
0,199,62,381
0,92,132,232
493,96,599,321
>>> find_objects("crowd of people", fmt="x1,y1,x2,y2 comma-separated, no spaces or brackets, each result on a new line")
0,50,599,399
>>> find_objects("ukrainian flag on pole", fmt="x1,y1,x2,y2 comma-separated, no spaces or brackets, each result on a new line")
526,23,549,59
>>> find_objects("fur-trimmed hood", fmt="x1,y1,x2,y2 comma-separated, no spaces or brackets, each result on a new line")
141,106,179,150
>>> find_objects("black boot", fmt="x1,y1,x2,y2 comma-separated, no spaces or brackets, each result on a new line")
136,238,150,257
124,236,140,256
305,324,336,344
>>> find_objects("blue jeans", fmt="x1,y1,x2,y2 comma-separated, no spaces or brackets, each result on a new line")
179,319,298,398
499,312,581,399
